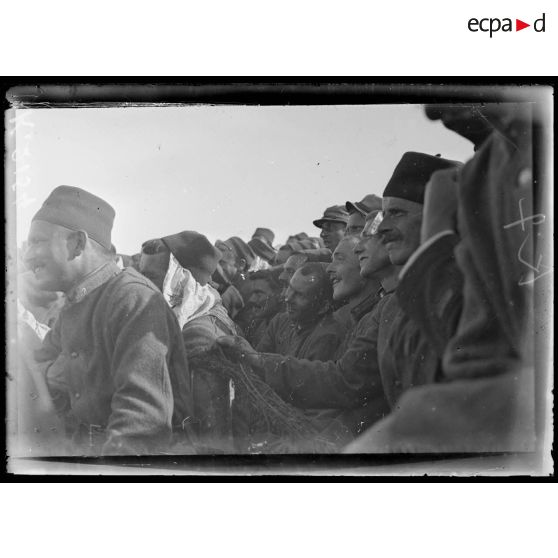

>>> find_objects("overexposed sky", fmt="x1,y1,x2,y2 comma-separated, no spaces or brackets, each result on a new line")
11,104,474,255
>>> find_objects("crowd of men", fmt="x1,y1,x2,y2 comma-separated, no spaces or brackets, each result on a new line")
10,103,541,457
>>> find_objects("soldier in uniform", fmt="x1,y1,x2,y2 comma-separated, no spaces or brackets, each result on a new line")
26,186,195,456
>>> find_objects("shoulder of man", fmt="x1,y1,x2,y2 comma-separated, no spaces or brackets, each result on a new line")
102,267,180,332
319,311,350,337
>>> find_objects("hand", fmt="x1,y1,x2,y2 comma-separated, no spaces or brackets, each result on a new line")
216,335,259,365
421,167,460,243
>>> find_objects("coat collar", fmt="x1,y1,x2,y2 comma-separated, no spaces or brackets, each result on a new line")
66,261,121,304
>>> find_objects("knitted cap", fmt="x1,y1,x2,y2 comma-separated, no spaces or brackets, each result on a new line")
32,185,115,250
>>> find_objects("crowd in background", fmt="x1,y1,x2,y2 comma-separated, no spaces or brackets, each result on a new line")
10,102,543,456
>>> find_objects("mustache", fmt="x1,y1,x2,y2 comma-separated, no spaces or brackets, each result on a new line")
379,232,401,244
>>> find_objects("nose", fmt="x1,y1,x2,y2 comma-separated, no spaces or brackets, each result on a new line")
354,238,365,255
325,261,334,274
376,215,392,236
320,228,327,238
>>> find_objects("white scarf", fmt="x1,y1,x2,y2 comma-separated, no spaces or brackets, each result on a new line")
249,255,271,272
162,253,217,329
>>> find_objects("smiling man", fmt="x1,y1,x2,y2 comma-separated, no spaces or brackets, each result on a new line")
217,216,396,449
257,262,346,360
328,233,384,331
372,152,462,408
27,186,195,456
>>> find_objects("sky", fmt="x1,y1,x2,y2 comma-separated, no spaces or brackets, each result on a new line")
10,104,474,255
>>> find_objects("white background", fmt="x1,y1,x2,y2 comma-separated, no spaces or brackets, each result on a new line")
0,0,556,75
1,0,554,554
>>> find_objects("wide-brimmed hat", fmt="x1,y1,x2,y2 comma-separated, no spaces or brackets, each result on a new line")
312,205,349,228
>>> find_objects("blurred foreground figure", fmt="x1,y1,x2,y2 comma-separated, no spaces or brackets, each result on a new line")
140,231,240,452
24,186,195,456
347,104,539,453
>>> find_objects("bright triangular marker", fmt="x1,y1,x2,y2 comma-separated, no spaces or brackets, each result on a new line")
516,19,530,31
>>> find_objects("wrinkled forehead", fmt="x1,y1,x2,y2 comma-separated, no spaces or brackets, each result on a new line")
333,236,359,257
382,197,424,213
28,219,70,241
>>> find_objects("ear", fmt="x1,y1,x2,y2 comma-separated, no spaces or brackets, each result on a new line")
238,258,247,272
66,230,88,259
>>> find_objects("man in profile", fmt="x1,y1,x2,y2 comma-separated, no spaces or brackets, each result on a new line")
26,186,195,456
312,205,349,252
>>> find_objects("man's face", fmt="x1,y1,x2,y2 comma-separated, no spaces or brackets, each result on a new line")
139,250,170,291
319,221,346,251
247,279,275,318
345,212,365,237
278,254,307,295
218,250,238,282
285,270,321,325
354,214,392,278
377,197,423,265
326,237,364,302
24,220,75,292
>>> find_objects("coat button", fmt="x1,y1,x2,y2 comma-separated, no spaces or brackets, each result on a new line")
75,392,81,399
71,352,78,358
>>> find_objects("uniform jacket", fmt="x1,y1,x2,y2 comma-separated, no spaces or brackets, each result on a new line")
256,311,346,361
36,262,194,456
257,288,389,445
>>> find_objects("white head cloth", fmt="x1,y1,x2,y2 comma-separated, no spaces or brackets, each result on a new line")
249,255,271,272
162,253,217,329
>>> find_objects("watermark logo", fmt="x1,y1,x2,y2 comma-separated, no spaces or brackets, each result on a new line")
468,13,546,37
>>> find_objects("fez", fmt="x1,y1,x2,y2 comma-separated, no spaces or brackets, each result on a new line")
313,205,349,228
161,231,222,275
346,194,382,216
32,185,115,250
383,152,461,205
